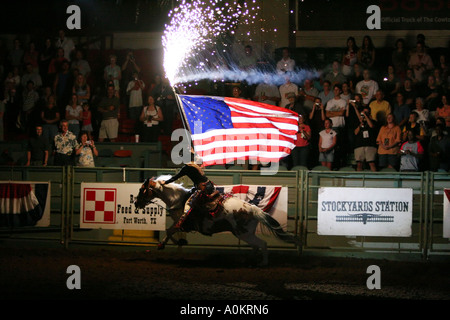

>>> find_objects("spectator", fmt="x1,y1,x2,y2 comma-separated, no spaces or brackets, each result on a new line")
391,38,408,81
55,29,75,61
318,118,337,170
412,97,431,131
75,131,98,167
48,47,68,85
239,45,257,71
340,82,352,102
348,62,364,93
21,63,42,89
276,47,295,74
98,86,120,142
139,95,164,142
402,111,426,142
318,80,333,107
39,38,56,87
0,100,4,141
421,75,444,113
151,76,177,135
353,105,378,171
399,79,417,107
399,130,424,172
341,36,358,77
72,74,90,105
23,41,39,74
231,86,245,99
346,93,365,153
53,119,79,166
20,80,40,131
324,60,347,87
279,75,298,107
392,92,410,130
26,125,49,166
285,92,308,120
104,54,121,93
308,97,326,168
53,60,73,112
435,93,450,128
71,49,91,79
369,90,391,125
8,39,24,70
356,69,379,105
80,102,93,140
376,113,402,170
428,124,450,172
405,68,420,88
408,41,434,83
65,93,83,138
379,65,400,104
126,71,145,121
40,95,60,145
431,117,449,137
298,79,319,113
253,78,280,107
357,35,376,70
292,114,311,168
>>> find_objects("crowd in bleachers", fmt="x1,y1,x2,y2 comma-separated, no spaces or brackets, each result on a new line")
0,31,449,171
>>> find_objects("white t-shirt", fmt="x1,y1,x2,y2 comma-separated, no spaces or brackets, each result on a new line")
126,80,145,108
279,82,298,107
356,79,379,105
66,105,83,124
326,98,347,127
319,129,337,149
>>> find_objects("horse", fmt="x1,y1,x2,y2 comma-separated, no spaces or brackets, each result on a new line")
134,175,299,266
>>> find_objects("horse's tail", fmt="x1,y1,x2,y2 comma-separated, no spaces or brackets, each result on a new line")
252,206,300,245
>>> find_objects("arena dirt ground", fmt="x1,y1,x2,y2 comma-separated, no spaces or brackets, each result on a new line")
1,238,449,306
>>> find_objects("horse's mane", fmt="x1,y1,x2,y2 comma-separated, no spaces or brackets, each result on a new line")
154,175,190,192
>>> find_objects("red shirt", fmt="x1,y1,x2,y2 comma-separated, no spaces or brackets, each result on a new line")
295,124,311,147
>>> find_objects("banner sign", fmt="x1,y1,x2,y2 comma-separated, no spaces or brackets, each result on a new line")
0,181,51,228
318,187,413,237
444,189,450,238
80,182,166,230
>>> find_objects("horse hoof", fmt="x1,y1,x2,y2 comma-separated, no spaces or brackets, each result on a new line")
177,239,188,246
157,243,165,250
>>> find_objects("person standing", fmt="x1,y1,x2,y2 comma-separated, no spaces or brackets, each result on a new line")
98,86,120,142
53,119,79,166
139,96,164,142
26,125,49,166
126,72,145,121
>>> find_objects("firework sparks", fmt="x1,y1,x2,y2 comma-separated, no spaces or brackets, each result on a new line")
162,0,318,87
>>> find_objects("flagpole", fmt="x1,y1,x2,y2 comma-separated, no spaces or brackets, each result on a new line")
172,86,197,162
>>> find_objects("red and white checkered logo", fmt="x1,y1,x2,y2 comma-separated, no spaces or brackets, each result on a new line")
83,188,117,224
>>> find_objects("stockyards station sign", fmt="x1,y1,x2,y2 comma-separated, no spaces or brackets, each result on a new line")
318,187,413,237
80,182,166,230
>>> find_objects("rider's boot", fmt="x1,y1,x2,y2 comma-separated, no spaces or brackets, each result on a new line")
175,207,192,230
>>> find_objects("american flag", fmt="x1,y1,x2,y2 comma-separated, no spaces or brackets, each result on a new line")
177,95,299,166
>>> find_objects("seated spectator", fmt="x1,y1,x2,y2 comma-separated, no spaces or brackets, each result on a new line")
75,131,98,167
428,124,450,171
353,105,378,171
53,119,79,166
26,125,49,166
399,130,424,172
376,113,402,170
356,69,379,105
369,90,391,125
318,118,337,170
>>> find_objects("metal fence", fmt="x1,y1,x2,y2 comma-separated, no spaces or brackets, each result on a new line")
0,165,449,260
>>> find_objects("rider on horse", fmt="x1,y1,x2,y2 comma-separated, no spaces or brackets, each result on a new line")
161,162,221,230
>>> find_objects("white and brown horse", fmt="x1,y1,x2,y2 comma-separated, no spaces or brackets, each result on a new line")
134,176,299,265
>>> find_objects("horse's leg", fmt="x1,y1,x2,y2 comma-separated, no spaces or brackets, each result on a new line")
158,224,179,249
236,232,268,266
